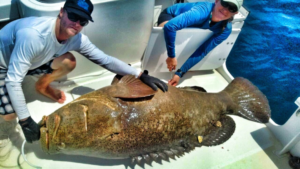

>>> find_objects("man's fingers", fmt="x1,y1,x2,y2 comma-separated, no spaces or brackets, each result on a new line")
167,65,176,71
170,80,176,86
24,129,34,143
168,78,177,87
156,83,165,92
149,83,158,91
155,81,168,92
163,82,168,91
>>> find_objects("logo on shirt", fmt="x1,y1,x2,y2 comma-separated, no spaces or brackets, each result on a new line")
77,0,89,11
53,54,60,58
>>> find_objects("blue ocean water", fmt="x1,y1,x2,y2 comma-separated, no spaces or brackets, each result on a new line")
227,0,300,125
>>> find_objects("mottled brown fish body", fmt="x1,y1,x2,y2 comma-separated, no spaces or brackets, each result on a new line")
40,75,270,160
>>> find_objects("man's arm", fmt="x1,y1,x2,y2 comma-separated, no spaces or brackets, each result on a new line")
163,4,211,58
163,4,211,71
176,26,232,78
77,35,168,92
5,28,44,143
6,28,44,119
76,35,140,77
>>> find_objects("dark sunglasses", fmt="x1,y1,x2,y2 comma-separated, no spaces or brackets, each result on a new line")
65,10,89,27
220,0,238,13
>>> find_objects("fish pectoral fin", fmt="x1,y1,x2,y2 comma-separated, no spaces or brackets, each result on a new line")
110,75,157,99
201,116,235,147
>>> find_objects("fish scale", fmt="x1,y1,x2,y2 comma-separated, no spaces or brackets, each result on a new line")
39,75,271,162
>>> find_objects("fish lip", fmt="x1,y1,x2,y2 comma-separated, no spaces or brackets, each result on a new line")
45,116,49,151
40,116,50,152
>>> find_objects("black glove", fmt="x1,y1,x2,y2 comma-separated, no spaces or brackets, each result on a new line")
139,70,168,92
19,116,40,143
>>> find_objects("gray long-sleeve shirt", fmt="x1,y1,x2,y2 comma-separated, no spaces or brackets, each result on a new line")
0,16,140,120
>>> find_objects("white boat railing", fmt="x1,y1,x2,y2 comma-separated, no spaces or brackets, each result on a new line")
266,98,300,157
218,61,300,158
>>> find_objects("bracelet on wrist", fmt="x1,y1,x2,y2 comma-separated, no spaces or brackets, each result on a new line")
175,69,185,78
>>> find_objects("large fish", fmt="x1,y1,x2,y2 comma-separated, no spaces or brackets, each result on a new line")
39,75,270,163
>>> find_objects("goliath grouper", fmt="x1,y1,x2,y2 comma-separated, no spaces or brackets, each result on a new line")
39,75,270,163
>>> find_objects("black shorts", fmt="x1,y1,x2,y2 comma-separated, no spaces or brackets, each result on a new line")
157,9,174,26
0,60,54,115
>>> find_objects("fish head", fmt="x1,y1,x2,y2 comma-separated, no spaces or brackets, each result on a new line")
39,94,122,156
39,75,159,157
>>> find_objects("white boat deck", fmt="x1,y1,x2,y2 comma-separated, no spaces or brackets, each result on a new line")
0,0,298,168
0,64,292,169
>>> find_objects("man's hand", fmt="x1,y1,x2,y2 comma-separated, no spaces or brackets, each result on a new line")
19,116,40,143
139,70,168,92
168,74,180,86
166,57,177,71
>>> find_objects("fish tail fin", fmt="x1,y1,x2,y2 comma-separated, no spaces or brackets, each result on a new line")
223,77,271,123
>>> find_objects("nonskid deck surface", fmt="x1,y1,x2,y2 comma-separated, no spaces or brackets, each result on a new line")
0,69,292,169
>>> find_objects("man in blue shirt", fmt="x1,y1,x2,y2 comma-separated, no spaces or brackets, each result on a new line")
158,0,243,86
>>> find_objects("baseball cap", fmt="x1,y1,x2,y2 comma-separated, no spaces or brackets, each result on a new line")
222,0,243,10
64,0,94,22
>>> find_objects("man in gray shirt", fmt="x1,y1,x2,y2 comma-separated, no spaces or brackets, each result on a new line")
0,0,167,143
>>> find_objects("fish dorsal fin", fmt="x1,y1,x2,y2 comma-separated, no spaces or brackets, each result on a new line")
179,86,207,93
110,75,157,99
201,116,235,146
111,74,123,85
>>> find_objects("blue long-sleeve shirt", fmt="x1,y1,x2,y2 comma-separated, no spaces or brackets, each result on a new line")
163,2,232,77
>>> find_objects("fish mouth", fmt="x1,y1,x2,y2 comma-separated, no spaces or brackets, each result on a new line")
39,116,50,153
39,114,62,154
